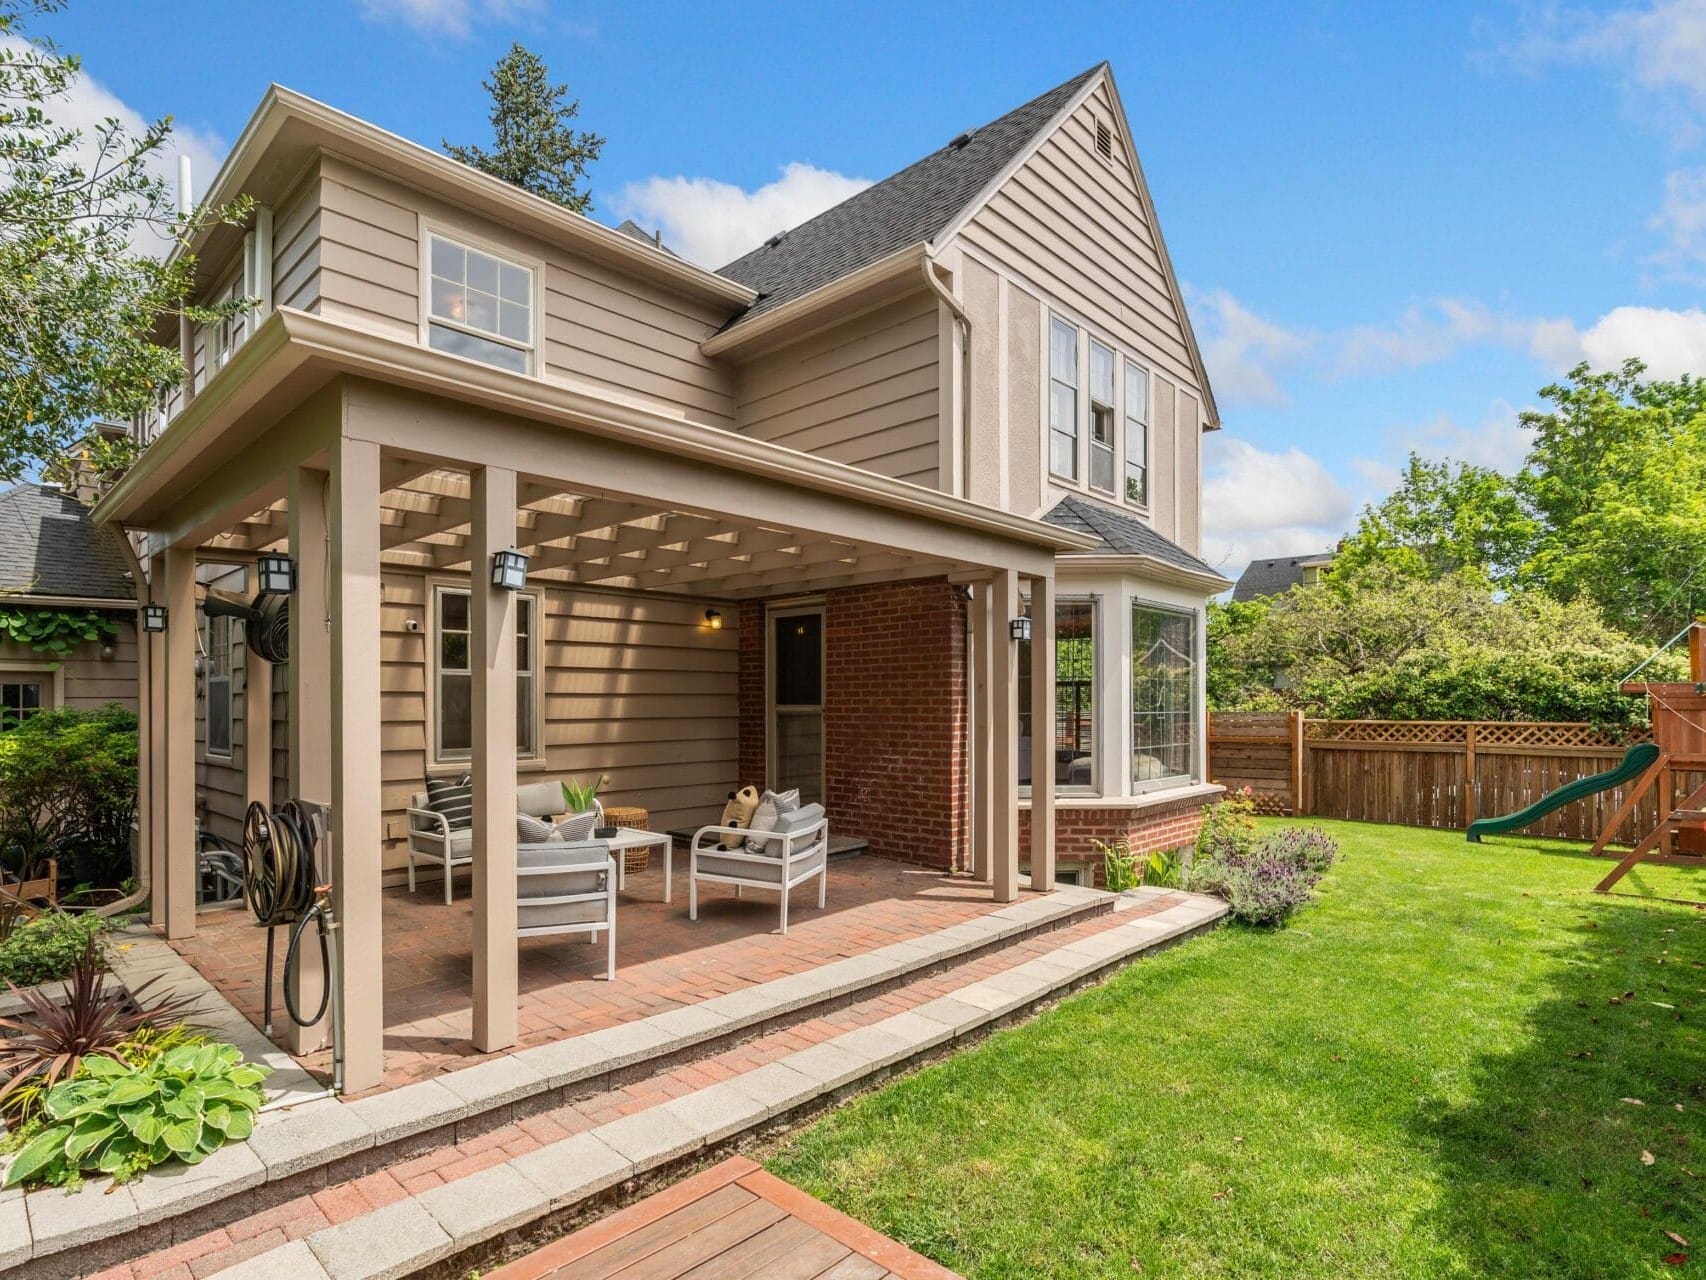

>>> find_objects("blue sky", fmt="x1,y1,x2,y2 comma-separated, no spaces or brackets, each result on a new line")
31,0,1706,574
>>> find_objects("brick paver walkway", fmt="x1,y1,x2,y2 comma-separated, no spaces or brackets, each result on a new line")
172,856,1020,1092
105,895,1184,1280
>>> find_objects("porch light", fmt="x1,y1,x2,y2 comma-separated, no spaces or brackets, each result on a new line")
491,546,530,591
256,552,297,596
142,603,168,633
704,609,723,630
1009,616,1032,643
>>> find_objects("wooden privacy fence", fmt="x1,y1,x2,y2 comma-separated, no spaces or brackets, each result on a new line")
1207,713,1691,844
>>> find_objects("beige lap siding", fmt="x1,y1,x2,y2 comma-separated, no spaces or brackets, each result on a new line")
1019,792,1212,888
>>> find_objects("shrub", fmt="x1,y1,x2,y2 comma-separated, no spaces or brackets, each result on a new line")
1190,823,1340,927
1195,789,1258,863
0,911,104,987
0,705,138,887
1093,839,1141,892
3,1041,268,1189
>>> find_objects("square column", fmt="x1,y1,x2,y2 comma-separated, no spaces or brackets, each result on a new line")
969,581,992,882
470,465,519,1053
244,630,273,812
144,554,168,929
1027,572,1056,893
286,467,330,1055
162,545,197,938
989,567,1020,902
329,438,384,1093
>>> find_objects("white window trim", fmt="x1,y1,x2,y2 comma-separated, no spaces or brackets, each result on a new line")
0,662,63,727
418,222,543,377
1088,339,1117,496
1129,595,1201,796
1046,313,1080,484
1123,357,1151,512
426,579,545,771
1018,592,1100,800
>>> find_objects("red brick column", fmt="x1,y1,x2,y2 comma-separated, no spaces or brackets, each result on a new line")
737,600,765,787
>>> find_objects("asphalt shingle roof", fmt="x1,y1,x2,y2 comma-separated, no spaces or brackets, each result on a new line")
1042,495,1224,580
715,66,1102,323
1231,553,1334,602
0,483,135,602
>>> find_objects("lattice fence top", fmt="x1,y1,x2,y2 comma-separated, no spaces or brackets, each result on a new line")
1300,719,1645,749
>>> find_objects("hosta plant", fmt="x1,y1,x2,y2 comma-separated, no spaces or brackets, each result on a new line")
3,1042,268,1189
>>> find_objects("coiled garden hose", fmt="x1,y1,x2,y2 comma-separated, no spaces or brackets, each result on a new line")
242,800,334,1049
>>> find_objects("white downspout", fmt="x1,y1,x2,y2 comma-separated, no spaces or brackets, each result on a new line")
920,254,972,499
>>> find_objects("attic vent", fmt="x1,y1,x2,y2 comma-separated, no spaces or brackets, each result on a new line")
764,232,787,249
1095,120,1114,161
948,130,974,151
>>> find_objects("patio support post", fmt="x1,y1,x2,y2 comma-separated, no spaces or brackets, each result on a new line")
990,567,1020,902
970,582,992,881
145,553,168,929
286,467,330,1056
328,437,385,1093
1028,571,1056,892
162,544,197,938
244,628,273,813
470,465,519,1053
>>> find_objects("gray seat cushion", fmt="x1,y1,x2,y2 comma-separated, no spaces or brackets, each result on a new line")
695,844,825,885
517,843,612,928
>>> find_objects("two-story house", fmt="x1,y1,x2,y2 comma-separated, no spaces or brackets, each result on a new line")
96,63,1227,1091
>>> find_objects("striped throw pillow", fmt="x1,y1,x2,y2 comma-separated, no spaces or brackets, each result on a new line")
746,788,801,852
556,810,599,842
517,812,559,844
425,775,474,831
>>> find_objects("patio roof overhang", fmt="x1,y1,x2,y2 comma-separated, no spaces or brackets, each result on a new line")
95,307,1097,597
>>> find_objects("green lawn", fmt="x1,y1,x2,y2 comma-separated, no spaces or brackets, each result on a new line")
766,821,1706,1278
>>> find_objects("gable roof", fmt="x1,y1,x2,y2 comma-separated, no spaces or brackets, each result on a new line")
1043,495,1225,583
1231,551,1335,602
716,66,1101,323
0,484,135,603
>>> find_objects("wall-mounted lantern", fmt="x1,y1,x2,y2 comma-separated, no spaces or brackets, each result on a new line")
256,552,297,596
142,603,169,633
1009,616,1032,643
491,547,530,591
704,609,723,630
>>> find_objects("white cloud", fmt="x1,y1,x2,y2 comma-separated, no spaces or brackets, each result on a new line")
1530,305,1706,378
1190,288,1315,407
1500,1,1706,140
1651,166,1706,272
1334,299,1535,376
0,35,224,253
1381,399,1533,474
359,0,544,38
613,162,870,269
1200,436,1357,577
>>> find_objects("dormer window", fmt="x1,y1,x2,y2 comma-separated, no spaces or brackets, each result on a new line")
426,232,534,374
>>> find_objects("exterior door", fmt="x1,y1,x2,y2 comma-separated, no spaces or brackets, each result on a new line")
769,608,824,804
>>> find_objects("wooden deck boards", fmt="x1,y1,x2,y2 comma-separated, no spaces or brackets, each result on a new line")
490,1158,960,1280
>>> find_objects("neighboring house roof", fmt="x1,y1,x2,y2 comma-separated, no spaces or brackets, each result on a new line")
614,220,677,257
0,483,135,603
1231,552,1335,602
1042,495,1225,581
716,66,1101,323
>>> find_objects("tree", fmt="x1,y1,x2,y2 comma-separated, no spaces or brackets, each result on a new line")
1518,360,1706,642
1331,454,1536,586
0,1,248,481
444,44,604,214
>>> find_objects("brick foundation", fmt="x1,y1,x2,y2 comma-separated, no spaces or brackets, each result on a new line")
1020,789,1217,887
737,580,968,869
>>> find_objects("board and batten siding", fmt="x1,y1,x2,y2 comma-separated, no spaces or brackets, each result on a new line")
733,291,942,488
311,157,739,428
949,78,1207,550
193,573,739,877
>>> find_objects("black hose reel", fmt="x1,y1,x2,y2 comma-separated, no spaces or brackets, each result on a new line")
203,593,289,664
241,800,330,1034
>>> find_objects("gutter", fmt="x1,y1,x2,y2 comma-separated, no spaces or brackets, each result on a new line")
1062,551,1232,593
701,242,930,358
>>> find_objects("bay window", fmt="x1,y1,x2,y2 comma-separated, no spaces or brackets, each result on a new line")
433,583,539,764
1048,316,1079,480
426,233,535,374
1131,602,1197,791
1018,597,1097,793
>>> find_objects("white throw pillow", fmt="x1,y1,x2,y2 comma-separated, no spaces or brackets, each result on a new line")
746,788,801,853
556,810,599,842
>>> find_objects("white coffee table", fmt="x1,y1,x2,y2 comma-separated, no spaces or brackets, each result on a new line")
605,827,675,901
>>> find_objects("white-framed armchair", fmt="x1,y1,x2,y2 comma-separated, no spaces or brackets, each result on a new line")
407,783,602,904
517,843,617,979
688,802,828,934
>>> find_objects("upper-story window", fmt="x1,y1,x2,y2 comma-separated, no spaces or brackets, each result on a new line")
1089,340,1116,495
1048,316,1079,481
1124,361,1149,506
214,278,248,371
426,233,534,374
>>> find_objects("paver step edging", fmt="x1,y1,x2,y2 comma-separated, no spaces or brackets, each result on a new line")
193,894,1229,1280
9,882,1113,1275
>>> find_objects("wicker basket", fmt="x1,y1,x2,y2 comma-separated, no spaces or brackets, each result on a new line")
603,806,652,875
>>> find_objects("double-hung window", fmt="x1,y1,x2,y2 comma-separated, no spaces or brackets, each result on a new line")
1089,340,1116,494
204,613,233,759
214,278,248,371
1124,361,1149,506
426,233,535,374
1131,602,1197,791
1048,317,1080,480
433,584,539,763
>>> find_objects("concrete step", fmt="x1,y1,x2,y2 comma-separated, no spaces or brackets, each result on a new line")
9,881,1119,1278
100,889,1228,1280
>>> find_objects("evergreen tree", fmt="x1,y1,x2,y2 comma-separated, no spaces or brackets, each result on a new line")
444,44,604,214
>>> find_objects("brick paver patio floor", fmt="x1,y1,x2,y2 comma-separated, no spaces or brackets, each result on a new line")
170,854,1010,1092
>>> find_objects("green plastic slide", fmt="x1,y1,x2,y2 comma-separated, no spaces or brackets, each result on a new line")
1466,741,1661,842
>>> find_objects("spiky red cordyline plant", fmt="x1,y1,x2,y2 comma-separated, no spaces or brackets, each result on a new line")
0,937,195,1115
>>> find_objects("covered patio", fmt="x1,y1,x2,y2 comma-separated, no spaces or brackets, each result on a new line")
98,308,1095,1093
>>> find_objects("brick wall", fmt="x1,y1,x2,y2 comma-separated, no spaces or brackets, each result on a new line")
736,580,968,869
1019,789,1216,887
